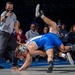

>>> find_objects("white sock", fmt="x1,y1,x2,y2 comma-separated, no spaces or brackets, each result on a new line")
41,15,44,19
61,53,66,59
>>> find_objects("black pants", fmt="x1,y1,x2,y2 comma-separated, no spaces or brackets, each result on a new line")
0,31,19,66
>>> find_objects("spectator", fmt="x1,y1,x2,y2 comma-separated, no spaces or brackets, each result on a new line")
25,21,39,40
41,26,49,35
0,2,21,68
16,28,27,44
57,19,62,26
66,24,75,59
13,20,20,36
60,24,68,44
67,24,75,45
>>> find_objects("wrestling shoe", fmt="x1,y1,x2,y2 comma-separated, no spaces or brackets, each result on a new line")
47,61,53,73
65,52,74,66
35,4,44,17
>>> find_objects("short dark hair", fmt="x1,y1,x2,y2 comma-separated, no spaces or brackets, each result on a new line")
6,1,13,5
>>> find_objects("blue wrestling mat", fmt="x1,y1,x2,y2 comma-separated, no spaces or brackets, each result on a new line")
0,59,75,69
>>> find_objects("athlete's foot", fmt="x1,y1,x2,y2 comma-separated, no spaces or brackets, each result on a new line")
35,4,44,17
65,52,74,66
47,61,53,73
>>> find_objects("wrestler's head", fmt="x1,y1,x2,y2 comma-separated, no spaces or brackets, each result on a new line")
15,45,28,59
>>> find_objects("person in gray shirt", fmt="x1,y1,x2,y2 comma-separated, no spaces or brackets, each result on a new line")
25,22,39,40
0,2,21,69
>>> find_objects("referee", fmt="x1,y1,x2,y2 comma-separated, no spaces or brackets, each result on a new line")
0,2,21,68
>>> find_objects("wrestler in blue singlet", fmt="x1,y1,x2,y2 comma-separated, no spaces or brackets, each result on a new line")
26,33,62,51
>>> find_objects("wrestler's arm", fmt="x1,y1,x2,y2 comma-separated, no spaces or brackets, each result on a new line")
19,52,32,71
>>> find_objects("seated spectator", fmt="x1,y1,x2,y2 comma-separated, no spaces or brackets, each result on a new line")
67,24,75,45
14,28,27,45
13,20,20,36
25,21,39,40
60,24,68,44
66,24,75,59
41,26,49,35
57,19,62,26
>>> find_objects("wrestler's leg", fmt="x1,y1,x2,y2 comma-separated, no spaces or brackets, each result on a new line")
46,49,54,73
27,42,46,57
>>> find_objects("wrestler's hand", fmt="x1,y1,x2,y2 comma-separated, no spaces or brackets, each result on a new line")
40,52,46,57
11,67,20,72
11,67,17,72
